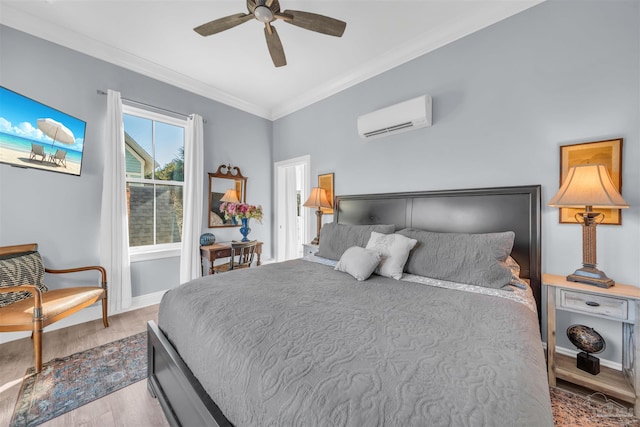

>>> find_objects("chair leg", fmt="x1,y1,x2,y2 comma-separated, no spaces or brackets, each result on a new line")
33,321,43,374
102,297,109,328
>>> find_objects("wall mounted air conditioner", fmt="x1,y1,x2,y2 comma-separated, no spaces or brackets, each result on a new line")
357,95,432,140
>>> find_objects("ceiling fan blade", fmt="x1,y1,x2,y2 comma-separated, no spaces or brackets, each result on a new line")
280,10,346,37
264,24,286,67
194,13,253,36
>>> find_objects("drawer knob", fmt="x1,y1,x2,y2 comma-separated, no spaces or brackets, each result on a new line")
585,301,600,307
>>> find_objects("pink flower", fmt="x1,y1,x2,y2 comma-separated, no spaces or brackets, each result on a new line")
220,202,263,223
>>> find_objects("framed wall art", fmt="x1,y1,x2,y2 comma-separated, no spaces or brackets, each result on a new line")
0,86,86,176
559,138,623,225
318,172,334,214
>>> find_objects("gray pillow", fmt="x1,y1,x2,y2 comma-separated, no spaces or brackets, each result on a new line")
396,229,515,289
317,223,395,261
335,246,382,281
506,256,529,290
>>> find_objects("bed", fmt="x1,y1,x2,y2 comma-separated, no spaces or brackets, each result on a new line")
147,185,551,426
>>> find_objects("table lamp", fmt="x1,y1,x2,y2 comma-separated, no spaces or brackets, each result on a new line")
548,164,629,288
220,189,240,203
303,187,332,245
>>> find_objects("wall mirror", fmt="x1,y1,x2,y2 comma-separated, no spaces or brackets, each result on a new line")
208,164,247,228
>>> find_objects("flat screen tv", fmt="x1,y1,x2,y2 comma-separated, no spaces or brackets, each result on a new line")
0,86,86,176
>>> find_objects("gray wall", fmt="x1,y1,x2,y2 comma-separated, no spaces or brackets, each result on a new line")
273,0,640,363
1,1,638,362
0,25,273,297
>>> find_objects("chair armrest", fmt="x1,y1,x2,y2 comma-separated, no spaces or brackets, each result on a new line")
0,285,43,314
45,265,108,289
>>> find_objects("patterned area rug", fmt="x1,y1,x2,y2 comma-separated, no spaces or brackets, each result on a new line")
550,386,640,426
9,332,640,426
10,332,146,427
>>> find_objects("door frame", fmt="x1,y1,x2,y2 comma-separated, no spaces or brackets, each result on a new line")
274,155,311,262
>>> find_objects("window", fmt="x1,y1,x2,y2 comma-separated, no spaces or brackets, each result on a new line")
122,105,186,259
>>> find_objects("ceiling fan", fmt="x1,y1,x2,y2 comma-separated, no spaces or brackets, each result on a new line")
194,0,347,67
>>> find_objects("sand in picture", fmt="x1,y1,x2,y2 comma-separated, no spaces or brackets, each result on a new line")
0,145,81,175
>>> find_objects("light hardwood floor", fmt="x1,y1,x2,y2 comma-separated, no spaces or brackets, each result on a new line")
2,305,633,426
0,305,170,427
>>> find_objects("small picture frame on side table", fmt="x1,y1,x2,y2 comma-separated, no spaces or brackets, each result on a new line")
318,172,334,214
559,138,623,225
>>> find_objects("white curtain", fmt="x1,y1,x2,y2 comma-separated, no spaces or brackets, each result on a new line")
99,90,132,314
283,166,299,260
179,114,204,283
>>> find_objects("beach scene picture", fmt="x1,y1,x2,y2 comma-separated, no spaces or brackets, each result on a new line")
0,86,86,176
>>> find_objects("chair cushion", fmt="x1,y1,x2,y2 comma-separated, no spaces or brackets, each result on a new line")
0,287,105,330
0,251,47,308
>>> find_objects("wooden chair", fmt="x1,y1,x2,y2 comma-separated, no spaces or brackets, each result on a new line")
0,243,108,373
213,241,259,273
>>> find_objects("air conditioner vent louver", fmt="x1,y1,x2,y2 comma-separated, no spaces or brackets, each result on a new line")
363,122,413,138
357,95,432,140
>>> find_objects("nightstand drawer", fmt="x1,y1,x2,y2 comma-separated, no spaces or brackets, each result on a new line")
302,243,319,257
559,289,628,320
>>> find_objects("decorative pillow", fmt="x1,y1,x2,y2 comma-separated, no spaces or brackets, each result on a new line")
365,232,417,280
396,229,515,289
317,223,395,261
0,251,47,308
335,246,382,281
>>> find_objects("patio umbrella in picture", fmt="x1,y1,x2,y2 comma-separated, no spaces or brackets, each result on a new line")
37,118,75,149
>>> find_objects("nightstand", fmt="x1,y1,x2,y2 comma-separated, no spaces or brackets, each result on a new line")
545,273,640,413
302,243,319,257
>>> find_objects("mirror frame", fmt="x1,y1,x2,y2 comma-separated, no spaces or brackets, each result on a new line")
208,164,247,228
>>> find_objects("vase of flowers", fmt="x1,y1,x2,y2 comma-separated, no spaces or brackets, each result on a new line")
220,202,263,241
240,218,251,242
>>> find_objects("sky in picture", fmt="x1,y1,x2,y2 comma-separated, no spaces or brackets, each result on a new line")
0,87,86,152
123,113,184,170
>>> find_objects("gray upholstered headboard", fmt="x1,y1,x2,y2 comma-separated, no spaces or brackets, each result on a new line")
334,185,542,319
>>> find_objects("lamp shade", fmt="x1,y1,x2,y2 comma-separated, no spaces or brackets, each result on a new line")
303,187,331,209
548,164,629,209
220,189,240,203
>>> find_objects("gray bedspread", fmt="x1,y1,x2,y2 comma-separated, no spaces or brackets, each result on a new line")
159,259,553,426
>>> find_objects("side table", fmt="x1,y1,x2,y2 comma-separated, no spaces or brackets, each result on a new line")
544,273,640,413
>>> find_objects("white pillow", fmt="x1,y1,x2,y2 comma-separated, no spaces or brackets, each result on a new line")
335,246,382,281
366,231,417,280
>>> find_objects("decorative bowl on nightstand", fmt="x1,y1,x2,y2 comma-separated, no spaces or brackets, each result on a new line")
567,325,606,354
567,324,605,375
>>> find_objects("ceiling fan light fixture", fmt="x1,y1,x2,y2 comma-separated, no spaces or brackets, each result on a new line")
195,0,346,67
254,6,274,23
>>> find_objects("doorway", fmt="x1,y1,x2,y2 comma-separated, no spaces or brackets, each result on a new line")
274,155,310,262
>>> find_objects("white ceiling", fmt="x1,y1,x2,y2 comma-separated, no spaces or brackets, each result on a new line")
0,1,542,120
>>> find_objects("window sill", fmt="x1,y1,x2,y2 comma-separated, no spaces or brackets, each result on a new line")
130,247,181,263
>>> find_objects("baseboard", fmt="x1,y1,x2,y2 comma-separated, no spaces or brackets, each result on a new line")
0,290,167,344
542,342,622,371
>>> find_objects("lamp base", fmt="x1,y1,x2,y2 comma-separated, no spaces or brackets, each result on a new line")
567,266,614,288
312,209,323,246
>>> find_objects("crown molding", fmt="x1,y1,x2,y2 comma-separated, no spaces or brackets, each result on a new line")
1,1,542,122
0,4,272,120
270,1,543,120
